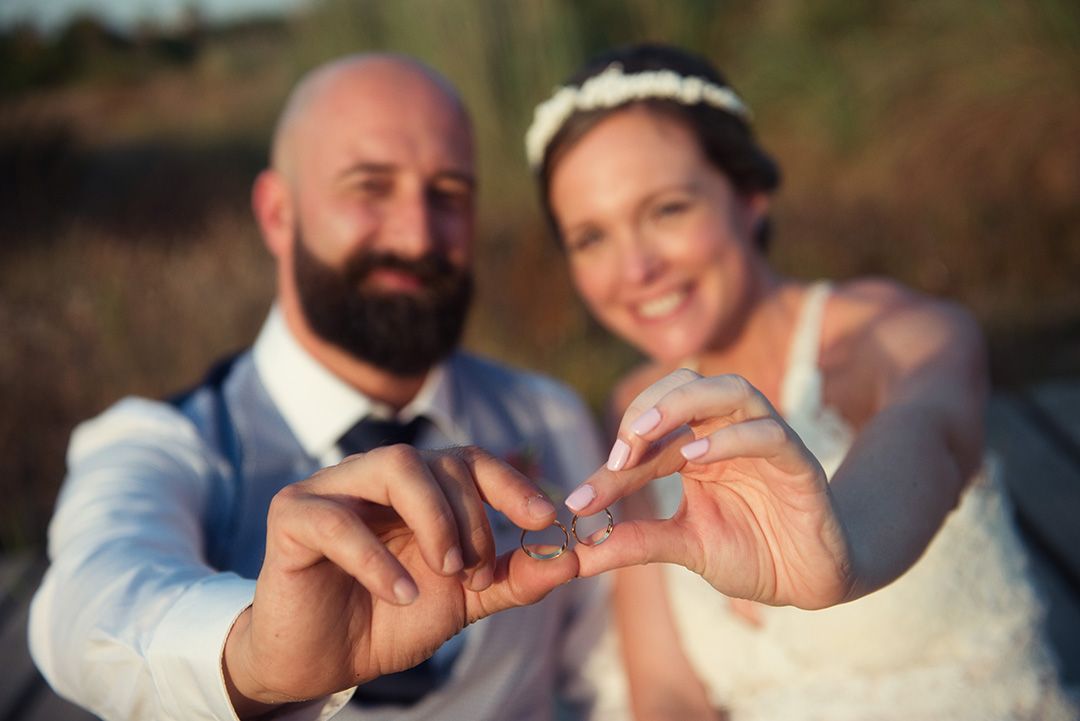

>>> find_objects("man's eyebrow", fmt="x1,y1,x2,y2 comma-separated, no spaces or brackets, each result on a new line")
336,162,475,189
338,162,395,180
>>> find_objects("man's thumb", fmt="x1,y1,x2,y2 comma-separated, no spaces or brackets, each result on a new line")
466,547,579,622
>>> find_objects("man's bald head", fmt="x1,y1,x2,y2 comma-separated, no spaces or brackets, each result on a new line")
270,53,471,180
251,52,476,388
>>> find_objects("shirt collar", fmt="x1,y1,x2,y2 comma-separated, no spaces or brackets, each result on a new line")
252,305,466,459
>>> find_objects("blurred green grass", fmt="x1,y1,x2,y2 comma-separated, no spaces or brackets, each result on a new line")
1,0,1078,550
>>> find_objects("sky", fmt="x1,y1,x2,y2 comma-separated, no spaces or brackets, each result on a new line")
0,0,312,34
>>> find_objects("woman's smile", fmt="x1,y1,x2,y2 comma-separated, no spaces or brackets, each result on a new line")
631,284,693,322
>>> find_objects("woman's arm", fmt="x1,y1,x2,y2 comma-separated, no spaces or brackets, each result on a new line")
828,287,988,599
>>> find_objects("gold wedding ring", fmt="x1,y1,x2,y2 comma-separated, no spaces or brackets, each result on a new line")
520,520,569,560
571,507,615,547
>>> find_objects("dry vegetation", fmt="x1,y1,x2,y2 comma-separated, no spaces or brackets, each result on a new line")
1,0,1078,550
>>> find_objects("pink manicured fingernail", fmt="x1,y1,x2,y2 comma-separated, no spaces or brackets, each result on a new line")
681,438,709,460
606,439,630,471
527,494,556,519
630,407,661,436
393,577,419,604
565,484,596,512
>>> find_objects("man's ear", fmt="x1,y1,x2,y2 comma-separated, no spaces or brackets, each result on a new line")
252,169,293,258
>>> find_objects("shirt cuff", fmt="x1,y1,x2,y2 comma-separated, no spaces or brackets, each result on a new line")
146,573,350,721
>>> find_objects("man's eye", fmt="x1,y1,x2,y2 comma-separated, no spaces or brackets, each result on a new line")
429,186,472,211
356,178,392,197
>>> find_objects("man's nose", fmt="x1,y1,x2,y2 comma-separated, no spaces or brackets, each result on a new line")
385,191,437,258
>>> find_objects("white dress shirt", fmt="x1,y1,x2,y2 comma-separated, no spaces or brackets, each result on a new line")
29,307,607,721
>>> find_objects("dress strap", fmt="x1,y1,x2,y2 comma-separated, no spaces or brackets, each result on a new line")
779,281,831,418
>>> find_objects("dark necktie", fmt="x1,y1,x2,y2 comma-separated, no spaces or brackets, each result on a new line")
339,415,451,707
338,415,428,456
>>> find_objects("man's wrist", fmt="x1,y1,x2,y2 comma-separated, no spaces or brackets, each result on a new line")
223,607,282,719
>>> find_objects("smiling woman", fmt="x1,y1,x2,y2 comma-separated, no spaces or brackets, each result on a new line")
550,107,770,365
529,42,1078,721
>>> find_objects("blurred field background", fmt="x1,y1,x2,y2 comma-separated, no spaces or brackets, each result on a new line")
1,0,1078,552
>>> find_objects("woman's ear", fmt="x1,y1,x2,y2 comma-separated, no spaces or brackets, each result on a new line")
734,191,772,251
742,191,770,236
251,169,293,258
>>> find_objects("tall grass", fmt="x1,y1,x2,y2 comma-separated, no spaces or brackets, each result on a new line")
1,0,1078,549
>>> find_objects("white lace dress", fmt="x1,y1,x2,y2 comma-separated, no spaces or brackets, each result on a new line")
583,283,1078,720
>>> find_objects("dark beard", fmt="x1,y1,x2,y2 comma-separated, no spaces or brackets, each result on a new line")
293,230,473,376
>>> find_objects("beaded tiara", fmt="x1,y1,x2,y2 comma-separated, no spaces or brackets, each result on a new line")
525,62,751,170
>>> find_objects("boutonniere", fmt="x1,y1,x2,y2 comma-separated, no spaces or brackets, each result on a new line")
503,444,565,505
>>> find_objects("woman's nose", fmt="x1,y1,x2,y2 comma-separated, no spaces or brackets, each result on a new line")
621,233,663,285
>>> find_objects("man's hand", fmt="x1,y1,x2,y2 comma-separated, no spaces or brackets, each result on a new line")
222,445,577,716
568,370,853,610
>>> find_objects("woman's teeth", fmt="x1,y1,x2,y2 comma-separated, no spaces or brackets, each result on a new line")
637,289,686,319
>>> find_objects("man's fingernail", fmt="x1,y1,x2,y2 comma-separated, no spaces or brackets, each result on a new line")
565,484,596,512
443,547,464,574
606,439,630,471
681,438,710,460
393,577,419,604
527,494,556,519
630,407,661,436
469,565,493,591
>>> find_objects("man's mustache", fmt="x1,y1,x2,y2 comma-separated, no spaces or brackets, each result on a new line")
345,251,462,289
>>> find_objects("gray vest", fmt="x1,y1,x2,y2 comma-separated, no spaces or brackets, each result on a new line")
169,351,551,578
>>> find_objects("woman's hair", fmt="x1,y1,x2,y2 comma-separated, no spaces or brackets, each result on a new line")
534,43,781,250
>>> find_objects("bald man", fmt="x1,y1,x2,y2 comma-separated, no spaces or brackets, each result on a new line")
29,54,605,721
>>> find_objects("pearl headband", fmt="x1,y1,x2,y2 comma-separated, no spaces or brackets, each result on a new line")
524,62,752,170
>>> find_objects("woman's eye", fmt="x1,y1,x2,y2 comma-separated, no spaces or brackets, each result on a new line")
655,200,689,218
567,229,603,253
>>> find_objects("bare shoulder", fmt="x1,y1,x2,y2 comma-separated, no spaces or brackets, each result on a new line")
831,276,938,315
827,278,988,472
829,277,983,351
826,277,987,410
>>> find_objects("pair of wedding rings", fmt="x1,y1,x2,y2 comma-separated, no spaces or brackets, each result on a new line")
519,508,614,560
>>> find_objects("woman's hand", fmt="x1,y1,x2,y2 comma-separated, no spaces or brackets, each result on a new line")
567,369,853,609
